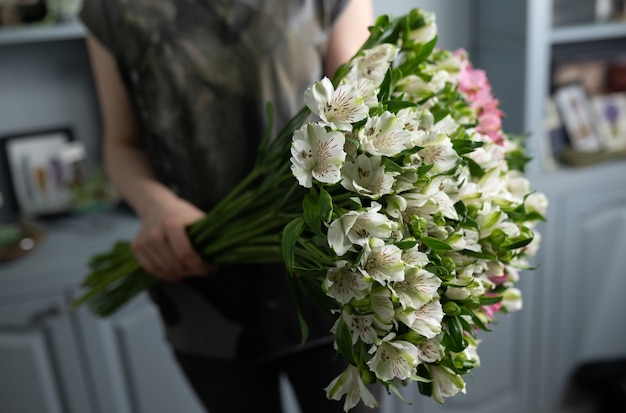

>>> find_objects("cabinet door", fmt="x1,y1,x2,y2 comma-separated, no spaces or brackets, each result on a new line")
542,186,626,409
75,292,205,413
0,294,93,413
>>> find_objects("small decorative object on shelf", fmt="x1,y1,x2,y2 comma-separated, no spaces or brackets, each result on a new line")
591,92,626,150
0,0,47,27
553,83,603,152
0,127,87,218
0,192,44,262
613,0,626,20
0,0,83,28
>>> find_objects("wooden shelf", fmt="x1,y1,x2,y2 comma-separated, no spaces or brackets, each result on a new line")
551,20,626,44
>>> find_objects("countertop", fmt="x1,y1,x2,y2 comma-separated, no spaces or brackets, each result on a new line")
0,205,140,300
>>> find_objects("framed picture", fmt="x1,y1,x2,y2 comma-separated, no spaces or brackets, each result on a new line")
553,83,603,152
1,128,86,218
591,93,626,150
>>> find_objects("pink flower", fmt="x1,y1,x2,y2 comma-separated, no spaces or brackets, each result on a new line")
480,293,502,322
454,49,506,146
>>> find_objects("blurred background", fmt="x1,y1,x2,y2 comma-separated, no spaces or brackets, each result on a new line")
0,1,624,412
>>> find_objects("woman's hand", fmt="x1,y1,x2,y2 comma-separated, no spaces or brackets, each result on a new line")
132,196,214,282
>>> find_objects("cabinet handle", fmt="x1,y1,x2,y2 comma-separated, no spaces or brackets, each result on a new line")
0,306,61,333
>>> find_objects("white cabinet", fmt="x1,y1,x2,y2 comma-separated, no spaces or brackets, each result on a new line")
0,293,92,413
74,293,205,413
475,1,626,412
0,211,204,413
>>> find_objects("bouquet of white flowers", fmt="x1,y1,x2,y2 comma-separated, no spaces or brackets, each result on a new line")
74,7,548,411
281,9,547,411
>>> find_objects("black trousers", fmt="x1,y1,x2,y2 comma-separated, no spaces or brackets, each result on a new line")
174,343,383,413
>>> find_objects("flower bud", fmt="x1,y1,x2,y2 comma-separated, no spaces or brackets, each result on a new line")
443,301,461,316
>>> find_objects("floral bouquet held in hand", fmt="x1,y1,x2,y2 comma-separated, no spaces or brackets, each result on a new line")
281,8,547,412
73,7,548,412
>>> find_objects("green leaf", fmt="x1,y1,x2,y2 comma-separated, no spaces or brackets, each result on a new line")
461,249,497,260
381,157,404,174
452,138,483,155
444,315,467,353
461,307,492,332
318,187,334,224
503,236,534,250
395,239,419,250
335,317,355,363
303,189,324,237
388,381,414,405
384,99,417,113
416,364,433,397
479,295,503,306
421,236,453,251
465,157,485,178
281,217,305,275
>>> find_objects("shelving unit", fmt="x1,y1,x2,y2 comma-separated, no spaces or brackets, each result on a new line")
0,19,99,223
475,1,626,413
0,20,84,45
551,20,626,43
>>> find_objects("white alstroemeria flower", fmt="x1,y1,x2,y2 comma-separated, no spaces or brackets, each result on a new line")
428,364,467,403
396,70,450,101
385,194,407,219
352,78,380,108
499,221,521,239
418,334,446,363
525,192,549,217
501,287,523,312
408,12,438,45
367,334,420,381
359,237,405,285
350,43,399,85
325,365,379,412
523,231,542,257
445,227,479,252
444,286,471,300
475,201,505,238
401,183,459,221
396,300,444,339
304,77,369,131
504,171,531,203
432,53,463,81
359,111,413,157
370,287,396,331
393,267,441,310
458,181,482,206
434,114,461,135
478,168,508,201
465,137,506,170
391,167,420,194
341,154,397,199
290,122,346,188
327,202,396,256
396,106,430,133
458,340,481,368
401,246,430,268
410,131,459,173
338,312,379,344
324,260,371,305
463,228,481,252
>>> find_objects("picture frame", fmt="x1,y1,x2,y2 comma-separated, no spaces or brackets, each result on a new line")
553,83,604,152
0,128,86,218
591,93,626,150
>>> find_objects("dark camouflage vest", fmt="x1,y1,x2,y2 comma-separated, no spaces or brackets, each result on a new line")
81,0,348,360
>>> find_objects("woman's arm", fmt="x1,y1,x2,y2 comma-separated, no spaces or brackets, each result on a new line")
324,0,374,77
85,34,212,281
